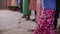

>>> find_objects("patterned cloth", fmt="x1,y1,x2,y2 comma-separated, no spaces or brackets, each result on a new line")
34,10,56,34
34,0,56,34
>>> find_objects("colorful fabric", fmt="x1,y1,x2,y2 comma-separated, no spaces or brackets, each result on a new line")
18,0,21,4
7,0,11,6
18,0,22,4
29,0,37,10
34,0,56,34
23,0,31,15
42,0,56,10
34,10,56,34
11,0,17,6
36,0,42,22
18,0,23,8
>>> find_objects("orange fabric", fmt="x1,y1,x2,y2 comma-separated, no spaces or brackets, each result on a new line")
29,0,42,22
29,0,37,10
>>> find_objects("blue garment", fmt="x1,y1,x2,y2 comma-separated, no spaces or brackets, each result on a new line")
42,0,56,10
18,0,20,4
18,0,23,7
18,0,22,4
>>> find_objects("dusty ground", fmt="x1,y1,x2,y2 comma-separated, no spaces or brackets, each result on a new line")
0,10,60,34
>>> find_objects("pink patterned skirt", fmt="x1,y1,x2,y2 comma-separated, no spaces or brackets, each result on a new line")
34,10,56,34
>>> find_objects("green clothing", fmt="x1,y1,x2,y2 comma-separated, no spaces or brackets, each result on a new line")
22,0,31,15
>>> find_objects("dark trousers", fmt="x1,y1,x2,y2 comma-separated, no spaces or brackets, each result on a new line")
20,4,23,13
54,17,57,28
20,4,22,10
54,9,59,28
34,10,36,17
18,3,23,13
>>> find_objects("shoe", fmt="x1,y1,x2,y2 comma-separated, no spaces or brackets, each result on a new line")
28,29,35,32
26,17,30,20
21,15,26,18
32,18,36,21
